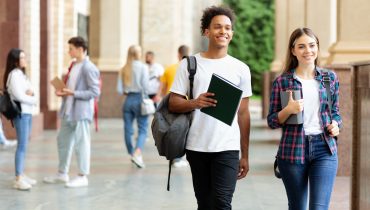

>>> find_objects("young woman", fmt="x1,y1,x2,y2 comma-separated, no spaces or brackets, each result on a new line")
4,48,37,190
117,45,149,168
267,28,342,210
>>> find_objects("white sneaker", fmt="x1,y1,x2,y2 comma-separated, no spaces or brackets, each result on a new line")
65,176,88,188
23,175,37,185
43,173,69,184
13,178,32,191
131,155,145,168
1,139,17,148
172,160,189,168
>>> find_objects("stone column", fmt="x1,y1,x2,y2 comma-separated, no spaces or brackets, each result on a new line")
306,0,337,65
270,0,289,71
89,0,140,117
19,0,44,136
141,0,193,66
327,0,370,64
92,0,140,71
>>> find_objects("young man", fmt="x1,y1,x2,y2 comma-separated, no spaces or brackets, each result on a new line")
44,36,100,188
169,6,252,209
145,51,164,106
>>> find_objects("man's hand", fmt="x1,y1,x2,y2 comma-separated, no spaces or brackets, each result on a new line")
55,88,74,97
237,157,249,180
193,92,217,109
327,120,339,137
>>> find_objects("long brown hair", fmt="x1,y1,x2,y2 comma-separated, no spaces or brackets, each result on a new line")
3,48,25,89
120,45,142,86
283,28,320,73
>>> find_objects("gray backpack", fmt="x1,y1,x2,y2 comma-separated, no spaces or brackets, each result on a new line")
151,56,196,190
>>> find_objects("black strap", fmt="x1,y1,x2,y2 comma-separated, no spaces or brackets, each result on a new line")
186,56,197,100
166,56,197,191
321,70,332,122
167,160,173,191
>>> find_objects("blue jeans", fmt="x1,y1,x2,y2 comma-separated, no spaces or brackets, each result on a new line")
13,114,32,176
123,93,148,155
278,134,338,210
186,150,239,210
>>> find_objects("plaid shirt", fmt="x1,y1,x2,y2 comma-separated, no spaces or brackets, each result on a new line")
267,67,342,164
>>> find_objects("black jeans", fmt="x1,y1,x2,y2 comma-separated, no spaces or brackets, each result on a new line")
186,150,239,210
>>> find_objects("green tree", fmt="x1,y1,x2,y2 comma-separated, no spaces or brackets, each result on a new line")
224,0,275,95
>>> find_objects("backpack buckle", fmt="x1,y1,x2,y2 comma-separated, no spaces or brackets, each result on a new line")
322,76,330,82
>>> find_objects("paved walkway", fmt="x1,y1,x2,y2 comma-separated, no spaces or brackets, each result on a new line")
0,102,349,210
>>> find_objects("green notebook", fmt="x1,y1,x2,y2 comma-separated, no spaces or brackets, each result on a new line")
200,73,243,126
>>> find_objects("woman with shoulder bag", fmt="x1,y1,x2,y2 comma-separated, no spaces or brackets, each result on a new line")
4,48,37,190
267,28,342,210
117,45,150,168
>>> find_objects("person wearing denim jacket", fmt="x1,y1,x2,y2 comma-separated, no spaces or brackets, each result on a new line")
267,28,342,210
4,48,37,190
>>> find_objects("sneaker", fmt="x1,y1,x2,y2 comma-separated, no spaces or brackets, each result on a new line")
65,176,88,188
1,139,17,148
131,155,145,168
172,160,189,168
23,175,37,185
13,178,32,191
43,173,69,184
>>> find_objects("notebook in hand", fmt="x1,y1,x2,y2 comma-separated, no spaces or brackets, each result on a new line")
280,90,303,124
50,76,66,90
200,73,243,126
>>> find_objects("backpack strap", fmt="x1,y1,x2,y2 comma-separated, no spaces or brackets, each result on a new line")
321,69,332,121
186,56,197,99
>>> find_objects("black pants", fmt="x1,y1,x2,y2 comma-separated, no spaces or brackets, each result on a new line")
186,150,239,210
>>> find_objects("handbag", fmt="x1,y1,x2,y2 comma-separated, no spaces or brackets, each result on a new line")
0,72,21,120
141,94,155,115
0,90,21,120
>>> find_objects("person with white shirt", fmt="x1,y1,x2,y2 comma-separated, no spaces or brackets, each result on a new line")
169,6,252,209
267,28,342,210
43,36,100,188
145,51,164,107
4,48,37,190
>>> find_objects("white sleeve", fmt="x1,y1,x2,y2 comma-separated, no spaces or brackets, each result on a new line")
240,65,253,98
8,72,37,105
169,59,189,97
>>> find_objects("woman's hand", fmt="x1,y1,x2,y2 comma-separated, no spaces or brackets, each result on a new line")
286,91,304,114
327,120,340,137
26,89,34,96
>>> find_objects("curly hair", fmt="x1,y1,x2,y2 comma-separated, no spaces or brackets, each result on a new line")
200,5,235,35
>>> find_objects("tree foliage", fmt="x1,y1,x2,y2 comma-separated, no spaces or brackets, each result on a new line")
224,0,274,95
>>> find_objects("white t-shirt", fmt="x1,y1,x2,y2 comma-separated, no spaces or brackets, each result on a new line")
147,63,164,95
63,62,83,117
296,75,323,135
170,53,252,152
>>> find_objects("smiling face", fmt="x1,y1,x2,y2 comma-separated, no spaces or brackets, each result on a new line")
291,34,318,67
204,15,233,49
